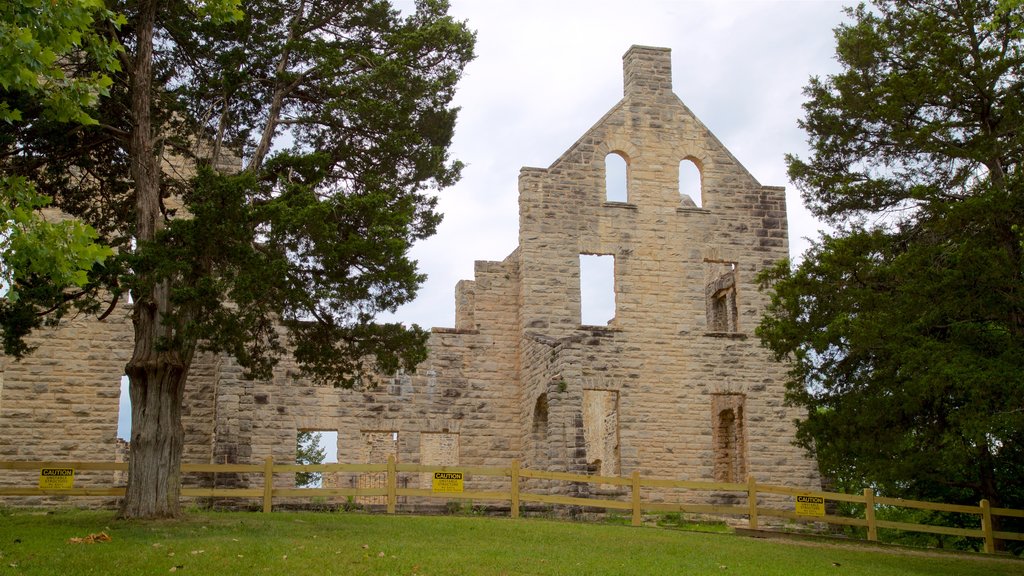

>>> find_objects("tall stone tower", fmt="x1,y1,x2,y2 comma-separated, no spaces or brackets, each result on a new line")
498,45,818,492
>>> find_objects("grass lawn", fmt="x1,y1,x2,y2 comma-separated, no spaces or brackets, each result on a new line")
0,509,1020,575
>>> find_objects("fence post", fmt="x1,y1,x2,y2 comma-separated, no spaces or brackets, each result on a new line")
981,499,995,554
864,488,877,542
510,459,520,519
262,456,273,513
747,475,758,530
386,455,397,514
631,471,641,527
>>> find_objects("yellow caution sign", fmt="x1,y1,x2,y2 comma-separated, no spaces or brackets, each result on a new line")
795,494,825,517
39,468,75,490
432,471,464,493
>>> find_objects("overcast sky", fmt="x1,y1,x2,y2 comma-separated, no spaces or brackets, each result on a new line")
377,0,850,330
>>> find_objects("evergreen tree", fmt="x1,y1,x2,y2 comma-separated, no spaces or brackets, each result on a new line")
757,0,1024,543
295,431,326,488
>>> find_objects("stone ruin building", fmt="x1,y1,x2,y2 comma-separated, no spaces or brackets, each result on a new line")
0,46,820,505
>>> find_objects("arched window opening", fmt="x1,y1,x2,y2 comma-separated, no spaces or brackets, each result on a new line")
532,393,550,466
605,152,628,202
712,394,746,483
533,393,549,434
679,159,702,207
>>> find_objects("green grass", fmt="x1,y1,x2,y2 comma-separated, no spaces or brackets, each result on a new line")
0,509,1020,575
654,512,732,533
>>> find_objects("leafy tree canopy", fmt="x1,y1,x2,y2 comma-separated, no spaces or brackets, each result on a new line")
758,0,1024,525
1,0,120,326
0,0,124,124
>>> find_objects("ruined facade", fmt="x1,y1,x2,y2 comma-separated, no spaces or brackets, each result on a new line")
0,46,820,503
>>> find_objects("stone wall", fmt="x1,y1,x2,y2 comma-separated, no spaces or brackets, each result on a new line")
503,46,819,506
1,45,819,510
0,311,131,502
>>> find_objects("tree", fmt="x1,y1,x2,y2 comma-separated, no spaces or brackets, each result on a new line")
295,431,327,488
1,0,474,518
757,0,1024,538
1,0,120,339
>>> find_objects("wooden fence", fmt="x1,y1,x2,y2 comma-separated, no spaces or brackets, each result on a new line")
2,457,1023,554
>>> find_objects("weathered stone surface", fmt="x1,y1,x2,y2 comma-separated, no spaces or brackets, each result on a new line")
0,45,818,507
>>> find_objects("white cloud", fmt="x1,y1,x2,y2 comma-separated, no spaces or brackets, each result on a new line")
382,0,849,329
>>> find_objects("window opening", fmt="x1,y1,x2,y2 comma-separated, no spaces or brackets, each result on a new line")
114,375,131,486
605,152,628,202
679,159,702,207
580,254,616,326
712,395,746,483
117,375,130,440
582,389,620,479
295,430,338,488
531,393,550,467
705,261,738,332
533,393,549,434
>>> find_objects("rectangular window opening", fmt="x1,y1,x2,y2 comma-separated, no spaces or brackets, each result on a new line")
296,430,338,488
117,375,131,441
580,254,616,326
705,261,738,333
582,389,620,482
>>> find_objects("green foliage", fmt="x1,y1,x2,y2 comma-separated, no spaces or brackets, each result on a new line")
190,0,244,23
758,0,1024,542
0,176,112,358
0,1,118,348
0,176,111,301
602,511,630,525
655,513,731,533
2,0,474,517
0,0,124,124
825,477,992,551
1,0,474,382
295,431,326,488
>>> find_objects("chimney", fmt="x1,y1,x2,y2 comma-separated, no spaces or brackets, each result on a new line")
623,45,672,98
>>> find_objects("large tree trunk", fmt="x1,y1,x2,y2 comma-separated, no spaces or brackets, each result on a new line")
120,349,189,518
117,0,194,519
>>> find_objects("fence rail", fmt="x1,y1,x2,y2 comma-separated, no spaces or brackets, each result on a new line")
2,457,1021,554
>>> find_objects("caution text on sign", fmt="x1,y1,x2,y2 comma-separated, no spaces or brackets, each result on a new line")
795,494,825,517
39,468,75,490
431,471,464,493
